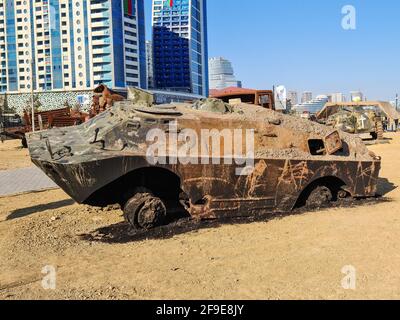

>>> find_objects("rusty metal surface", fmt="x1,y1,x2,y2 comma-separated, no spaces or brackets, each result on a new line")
27,99,381,221
1,126,26,140
90,85,126,117
210,88,275,110
324,131,343,155
23,107,87,131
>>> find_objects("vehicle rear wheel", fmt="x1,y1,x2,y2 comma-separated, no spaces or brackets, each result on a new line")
123,193,167,230
21,136,28,148
305,186,333,208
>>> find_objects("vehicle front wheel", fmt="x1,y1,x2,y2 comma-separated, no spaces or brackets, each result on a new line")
123,193,167,230
305,186,333,208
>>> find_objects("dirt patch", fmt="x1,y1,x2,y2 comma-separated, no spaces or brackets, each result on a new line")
0,139,31,170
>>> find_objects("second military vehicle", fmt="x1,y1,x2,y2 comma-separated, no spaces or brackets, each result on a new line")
316,102,398,140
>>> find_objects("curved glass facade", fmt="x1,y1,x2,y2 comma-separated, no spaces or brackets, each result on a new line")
209,57,242,90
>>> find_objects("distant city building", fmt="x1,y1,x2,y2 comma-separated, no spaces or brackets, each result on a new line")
330,93,347,103
287,91,298,105
390,100,399,111
146,41,154,89
208,57,242,90
0,0,147,94
301,91,313,103
350,91,364,102
293,95,329,114
152,0,209,96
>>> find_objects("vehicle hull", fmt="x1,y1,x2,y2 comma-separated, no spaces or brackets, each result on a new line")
32,155,380,219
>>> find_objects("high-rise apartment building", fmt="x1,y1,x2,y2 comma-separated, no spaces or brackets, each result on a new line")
330,93,346,103
301,91,313,103
287,91,298,105
152,0,209,96
0,0,146,93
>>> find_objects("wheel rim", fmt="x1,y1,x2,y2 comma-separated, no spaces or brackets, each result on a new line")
137,197,166,230
124,194,166,230
306,186,332,208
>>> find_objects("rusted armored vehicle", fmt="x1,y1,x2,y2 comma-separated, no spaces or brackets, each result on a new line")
1,108,87,147
317,101,400,140
211,87,275,110
90,84,126,117
27,98,381,230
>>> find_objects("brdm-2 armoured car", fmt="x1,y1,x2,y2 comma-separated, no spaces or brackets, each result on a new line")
27,98,381,230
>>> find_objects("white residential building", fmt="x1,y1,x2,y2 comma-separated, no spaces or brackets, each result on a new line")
287,91,298,105
0,0,147,94
330,93,347,103
301,91,313,103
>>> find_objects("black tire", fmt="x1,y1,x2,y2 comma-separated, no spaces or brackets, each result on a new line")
123,193,167,230
305,186,333,209
21,137,28,148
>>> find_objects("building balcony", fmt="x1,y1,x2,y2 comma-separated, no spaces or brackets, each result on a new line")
91,11,110,20
93,64,112,73
92,38,111,46
92,46,111,54
92,55,112,63
91,19,110,28
91,29,110,37
90,2,110,11
93,75,111,83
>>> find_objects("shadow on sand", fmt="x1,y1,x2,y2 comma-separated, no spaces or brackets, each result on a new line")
377,177,397,197
80,196,392,245
7,199,75,221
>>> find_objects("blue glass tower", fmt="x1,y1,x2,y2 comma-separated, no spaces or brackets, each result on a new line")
152,0,208,96
49,0,63,89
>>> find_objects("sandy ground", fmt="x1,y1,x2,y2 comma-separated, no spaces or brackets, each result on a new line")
0,140,31,170
0,134,399,300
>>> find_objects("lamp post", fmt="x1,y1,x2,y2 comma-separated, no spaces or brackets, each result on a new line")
396,93,398,112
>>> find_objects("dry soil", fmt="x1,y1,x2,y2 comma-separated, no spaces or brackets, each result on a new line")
0,140,31,171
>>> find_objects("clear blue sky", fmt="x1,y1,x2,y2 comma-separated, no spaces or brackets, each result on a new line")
145,0,400,100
